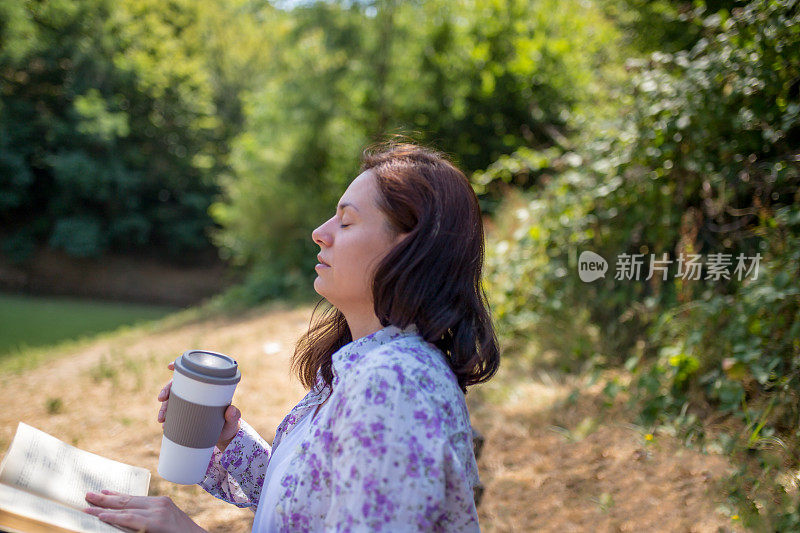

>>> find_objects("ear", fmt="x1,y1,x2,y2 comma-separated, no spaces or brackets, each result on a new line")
392,230,411,246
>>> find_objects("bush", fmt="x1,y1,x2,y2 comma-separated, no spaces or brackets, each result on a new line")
482,0,799,524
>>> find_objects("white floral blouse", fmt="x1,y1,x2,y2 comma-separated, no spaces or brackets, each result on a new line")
198,323,481,532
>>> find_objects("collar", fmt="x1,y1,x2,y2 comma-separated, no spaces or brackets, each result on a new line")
331,323,419,384
276,323,419,447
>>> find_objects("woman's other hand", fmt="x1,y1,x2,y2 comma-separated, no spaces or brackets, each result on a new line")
155,362,175,425
157,362,242,452
84,490,205,533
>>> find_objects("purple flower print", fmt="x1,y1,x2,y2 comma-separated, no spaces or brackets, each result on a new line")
197,324,481,531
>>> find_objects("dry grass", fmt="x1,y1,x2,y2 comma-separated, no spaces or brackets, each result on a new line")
0,304,742,532
469,359,743,532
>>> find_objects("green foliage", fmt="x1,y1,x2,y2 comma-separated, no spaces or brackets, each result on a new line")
48,216,106,257
0,0,249,261
482,0,799,522
391,0,622,172
602,0,748,54
212,0,621,297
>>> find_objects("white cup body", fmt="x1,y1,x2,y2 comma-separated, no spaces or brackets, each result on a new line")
157,371,238,485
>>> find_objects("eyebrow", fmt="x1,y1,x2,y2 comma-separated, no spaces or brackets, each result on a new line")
337,202,359,213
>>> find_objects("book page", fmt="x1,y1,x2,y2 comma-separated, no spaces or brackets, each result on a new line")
0,423,150,511
0,483,125,533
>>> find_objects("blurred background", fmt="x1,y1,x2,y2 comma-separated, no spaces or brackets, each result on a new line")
0,0,798,528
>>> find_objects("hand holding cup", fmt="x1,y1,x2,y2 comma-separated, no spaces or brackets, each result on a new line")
157,350,241,484
157,362,242,452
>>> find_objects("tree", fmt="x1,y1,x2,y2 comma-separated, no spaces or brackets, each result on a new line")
0,0,247,261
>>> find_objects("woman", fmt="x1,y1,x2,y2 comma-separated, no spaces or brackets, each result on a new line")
84,141,500,532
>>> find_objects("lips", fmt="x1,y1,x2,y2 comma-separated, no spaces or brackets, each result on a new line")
316,255,330,267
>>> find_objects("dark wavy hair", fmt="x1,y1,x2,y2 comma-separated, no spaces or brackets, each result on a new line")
292,141,499,394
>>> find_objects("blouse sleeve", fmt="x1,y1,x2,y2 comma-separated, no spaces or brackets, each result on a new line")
198,418,272,512
322,363,480,532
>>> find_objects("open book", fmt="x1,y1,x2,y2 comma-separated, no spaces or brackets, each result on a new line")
0,423,151,533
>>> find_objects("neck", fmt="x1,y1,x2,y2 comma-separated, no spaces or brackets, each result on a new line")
343,308,385,341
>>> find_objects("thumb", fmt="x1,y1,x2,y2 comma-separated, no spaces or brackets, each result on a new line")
225,405,240,422
218,405,241,450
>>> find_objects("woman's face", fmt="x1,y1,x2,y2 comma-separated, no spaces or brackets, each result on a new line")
311,169,404,312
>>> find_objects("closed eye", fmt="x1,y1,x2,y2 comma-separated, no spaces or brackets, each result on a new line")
339,224,350,228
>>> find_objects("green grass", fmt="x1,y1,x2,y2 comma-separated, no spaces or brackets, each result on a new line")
0,293,176,360
0,290,310,375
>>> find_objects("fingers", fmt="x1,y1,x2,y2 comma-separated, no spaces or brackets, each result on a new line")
84,491,192,533
157,361,175,404
85,490,150,509
157,402,167,424
158,376,173,400
157,376,173,423
84,507,146,530
157,380,172,402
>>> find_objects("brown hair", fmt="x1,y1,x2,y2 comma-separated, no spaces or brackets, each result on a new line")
292,140,499,394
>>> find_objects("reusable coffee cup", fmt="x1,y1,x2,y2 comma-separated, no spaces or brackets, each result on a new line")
158,349,241,485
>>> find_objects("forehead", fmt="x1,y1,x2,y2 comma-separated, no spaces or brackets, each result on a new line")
338,169,377,210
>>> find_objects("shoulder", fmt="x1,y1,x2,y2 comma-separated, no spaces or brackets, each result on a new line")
328,334,480,483
335,335,469,429
354,334,459,394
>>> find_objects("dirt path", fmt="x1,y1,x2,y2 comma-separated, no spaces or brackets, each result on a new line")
0,304,741,532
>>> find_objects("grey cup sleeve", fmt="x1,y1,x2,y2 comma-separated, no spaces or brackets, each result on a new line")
163,393,228,449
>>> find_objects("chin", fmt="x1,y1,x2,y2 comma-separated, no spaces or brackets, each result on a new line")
313,278,329,299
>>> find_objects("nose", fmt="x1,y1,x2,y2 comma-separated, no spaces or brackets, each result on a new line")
312,217,333,247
